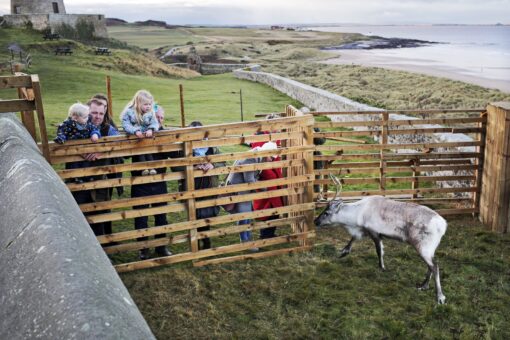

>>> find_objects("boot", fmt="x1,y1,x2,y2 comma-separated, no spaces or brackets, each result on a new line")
155,246,172,257
240,231,258,252
139,248,150,260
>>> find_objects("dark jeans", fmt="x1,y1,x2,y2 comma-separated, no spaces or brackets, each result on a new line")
131,181,168,243
260,215,278,239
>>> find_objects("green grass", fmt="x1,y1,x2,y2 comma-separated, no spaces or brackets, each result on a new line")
121,215,510,339
107,26,204,50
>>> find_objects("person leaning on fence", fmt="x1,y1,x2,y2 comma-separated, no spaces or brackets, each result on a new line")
186,121,225,250
251,141,284,239
54,103,100,145
65,99,120,237
129,103,172,260
313,127,327,194
224,142,278,249
121,90,160,176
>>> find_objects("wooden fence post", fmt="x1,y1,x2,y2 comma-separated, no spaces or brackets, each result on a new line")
184,141,199,252
179,84,185,128
479,102,510,233
106,76,113,116
379,112,388,194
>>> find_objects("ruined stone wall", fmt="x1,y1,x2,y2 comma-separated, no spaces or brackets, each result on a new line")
3,14,108,38
11,0,66,15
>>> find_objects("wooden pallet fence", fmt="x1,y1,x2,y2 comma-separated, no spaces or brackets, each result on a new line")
0,74,50,161
48,114,315,271
312,109,487,214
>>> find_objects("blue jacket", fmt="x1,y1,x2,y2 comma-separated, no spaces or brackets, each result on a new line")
121,108,159,135
54,118,101,144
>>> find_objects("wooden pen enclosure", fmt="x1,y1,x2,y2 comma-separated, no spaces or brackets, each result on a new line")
48,112,316,272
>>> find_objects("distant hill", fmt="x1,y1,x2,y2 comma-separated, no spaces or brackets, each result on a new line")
106,18,128,26
134,20,180,29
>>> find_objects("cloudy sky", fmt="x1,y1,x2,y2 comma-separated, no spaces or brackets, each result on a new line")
1,0,509,25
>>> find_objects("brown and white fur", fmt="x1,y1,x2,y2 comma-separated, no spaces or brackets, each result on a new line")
315,184,447,304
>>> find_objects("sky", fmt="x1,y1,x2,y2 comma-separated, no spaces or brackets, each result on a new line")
1,0,509,25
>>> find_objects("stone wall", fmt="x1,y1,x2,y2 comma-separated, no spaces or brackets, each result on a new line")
0,113,154,339
11,0,66,15
169,63,260,75
4,14,108,38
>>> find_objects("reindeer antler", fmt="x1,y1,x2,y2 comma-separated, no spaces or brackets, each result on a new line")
329,174,343,200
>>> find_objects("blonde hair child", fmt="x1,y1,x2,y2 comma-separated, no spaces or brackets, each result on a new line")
54,103,100,144
121,90,160,176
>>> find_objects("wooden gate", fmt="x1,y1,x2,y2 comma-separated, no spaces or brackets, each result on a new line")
311,109,487,215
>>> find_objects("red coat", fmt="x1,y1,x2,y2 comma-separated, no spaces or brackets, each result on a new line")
253,167,284,220
250,131,281,149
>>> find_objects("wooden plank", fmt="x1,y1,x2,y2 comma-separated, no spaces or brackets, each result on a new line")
315,197,471,207
324,159,472,169
114,232,314,272
473,111,487,212
312,109,485,115
86,202,186,224
79,175,312,212
317,187,478,198
67,171,184,191
184,141,198,253
97,203,315,243
193,246,312,267
315,127,482,137
0,99,35,113
0,75,32,89
315,164,477,175
31,75,50,162
316,140,483,152
313,117,485,129
380,112,388,192
314,175,476,185
314,152,481,161
437,208,478,215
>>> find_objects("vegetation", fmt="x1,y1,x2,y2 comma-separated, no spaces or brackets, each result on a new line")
122,215,510,339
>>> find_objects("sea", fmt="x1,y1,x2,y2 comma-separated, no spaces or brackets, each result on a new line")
309,25,510,89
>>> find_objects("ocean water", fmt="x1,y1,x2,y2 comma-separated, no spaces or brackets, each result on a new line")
311,25,510,84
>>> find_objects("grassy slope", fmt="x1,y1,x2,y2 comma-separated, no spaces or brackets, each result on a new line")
122,215,510,339
107,26,204,50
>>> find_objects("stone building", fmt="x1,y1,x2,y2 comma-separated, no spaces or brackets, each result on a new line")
4,0,107,38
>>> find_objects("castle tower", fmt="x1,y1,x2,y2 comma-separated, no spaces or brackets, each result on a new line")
11,0,67,15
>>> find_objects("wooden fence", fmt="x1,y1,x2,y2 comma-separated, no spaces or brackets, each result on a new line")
48,112,316,272
306,108,487,215
0,74,50,160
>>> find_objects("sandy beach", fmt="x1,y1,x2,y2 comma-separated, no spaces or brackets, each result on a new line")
322,49,510,93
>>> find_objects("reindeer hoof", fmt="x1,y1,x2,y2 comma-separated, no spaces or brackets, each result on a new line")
338,250,349,258
416,284,429,290
437,295,446,304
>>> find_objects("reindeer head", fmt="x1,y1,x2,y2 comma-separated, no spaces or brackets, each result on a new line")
315,174,344,227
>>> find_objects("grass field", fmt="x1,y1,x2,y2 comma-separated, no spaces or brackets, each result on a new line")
122,215,510,339
107,26,204,50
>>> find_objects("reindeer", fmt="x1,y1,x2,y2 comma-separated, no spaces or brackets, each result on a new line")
315,175,447,304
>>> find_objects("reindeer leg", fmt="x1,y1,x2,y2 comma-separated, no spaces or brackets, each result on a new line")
339,237,355,258
368,232,385,271
418,252,446,304
417,267,432,290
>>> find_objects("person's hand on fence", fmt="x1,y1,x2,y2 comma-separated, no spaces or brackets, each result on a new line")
135,131,143,138
145,129,153,138
201,163,214,173
90,134,99,142
82,153,101,161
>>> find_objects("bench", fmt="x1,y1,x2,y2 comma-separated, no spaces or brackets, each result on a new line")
55,47,73,56
43,33,60,41
95,47,111,55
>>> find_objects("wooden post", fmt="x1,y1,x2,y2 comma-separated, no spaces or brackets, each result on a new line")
106,76,113,116
473,110,487,214
30,75,51,162
411,158,420,199
479,102,510,233
179,84,185,127
379,112,388,194
184,141,198,252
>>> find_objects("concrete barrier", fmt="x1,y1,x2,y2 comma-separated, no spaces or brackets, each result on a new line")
0,113,154,339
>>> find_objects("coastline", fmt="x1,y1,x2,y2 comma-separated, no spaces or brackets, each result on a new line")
321,49,510,93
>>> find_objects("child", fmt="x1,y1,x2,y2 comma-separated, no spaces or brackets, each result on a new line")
54,103,100,144
121,90,160,176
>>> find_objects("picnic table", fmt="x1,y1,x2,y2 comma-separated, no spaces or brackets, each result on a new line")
43,33,60,41
54,47,73,55
95,47,111,55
